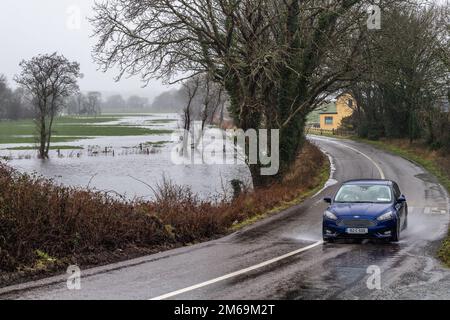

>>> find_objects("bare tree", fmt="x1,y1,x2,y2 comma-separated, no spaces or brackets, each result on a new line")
180,75,200,156
15,53,81,158
104,94,126,111
199,74,226,131
350,3,449,143
85,91,102,116
206,80,226,127
76,93,86,115
91,0,385,186
0,75,11,119
181,76,202,133
127,95,149,110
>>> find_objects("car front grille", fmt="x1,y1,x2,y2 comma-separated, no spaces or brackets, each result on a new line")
338,219,377,227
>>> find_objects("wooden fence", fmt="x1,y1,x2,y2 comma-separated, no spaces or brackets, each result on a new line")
306,127,355,137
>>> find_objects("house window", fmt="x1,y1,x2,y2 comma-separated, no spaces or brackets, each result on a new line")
325,116,333,125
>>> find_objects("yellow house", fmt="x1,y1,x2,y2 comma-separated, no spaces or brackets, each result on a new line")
319,93,355,130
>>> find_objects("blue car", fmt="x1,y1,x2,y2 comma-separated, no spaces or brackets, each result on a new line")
323,179,408,242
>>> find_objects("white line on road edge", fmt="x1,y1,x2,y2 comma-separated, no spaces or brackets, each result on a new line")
151,137,382,300
149,241,323,300
311,147,338,198
309,136,385,179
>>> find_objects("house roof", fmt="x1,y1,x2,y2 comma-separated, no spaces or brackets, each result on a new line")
306,102,337,123
318,102,337,114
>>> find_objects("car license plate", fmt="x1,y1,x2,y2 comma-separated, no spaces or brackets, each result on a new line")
346,228,368,234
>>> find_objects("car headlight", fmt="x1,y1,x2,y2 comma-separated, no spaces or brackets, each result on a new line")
324,210,338,220
377,211,394,221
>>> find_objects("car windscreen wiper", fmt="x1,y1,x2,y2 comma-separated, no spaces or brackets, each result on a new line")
335,201,376,203
353,201,376,203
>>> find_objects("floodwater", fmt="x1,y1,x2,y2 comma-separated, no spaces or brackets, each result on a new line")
0,114,251,201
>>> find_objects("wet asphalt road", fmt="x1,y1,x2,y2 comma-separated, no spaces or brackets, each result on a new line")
1,136,449,300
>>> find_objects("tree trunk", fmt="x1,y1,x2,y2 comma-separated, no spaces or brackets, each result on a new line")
45,113,55,158
248,163,279,189
38,108,47,159
39,120,46,159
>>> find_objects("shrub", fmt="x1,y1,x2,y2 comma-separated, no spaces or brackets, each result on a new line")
0,142,326,278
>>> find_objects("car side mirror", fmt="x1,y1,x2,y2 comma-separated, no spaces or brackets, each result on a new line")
324,197,332,204
397,195,406,203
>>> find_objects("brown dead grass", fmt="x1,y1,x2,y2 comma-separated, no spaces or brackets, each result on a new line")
0,142,326,285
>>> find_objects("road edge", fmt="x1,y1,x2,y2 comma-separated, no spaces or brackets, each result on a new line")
310,134,450,267
0,143,332,296
353,138,450,267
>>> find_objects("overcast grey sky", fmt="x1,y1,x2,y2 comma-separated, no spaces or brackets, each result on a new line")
0,0,171,100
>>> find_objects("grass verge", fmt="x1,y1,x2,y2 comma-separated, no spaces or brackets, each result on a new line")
0,136,90,144
231,158,330,231
0,117,173,144
0,142,327,286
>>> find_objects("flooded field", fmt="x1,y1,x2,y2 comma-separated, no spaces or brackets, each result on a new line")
0,114,251,200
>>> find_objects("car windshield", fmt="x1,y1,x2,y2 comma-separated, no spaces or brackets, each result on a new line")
334,184,392,203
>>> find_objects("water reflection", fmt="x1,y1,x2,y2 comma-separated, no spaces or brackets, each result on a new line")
1,114,251,200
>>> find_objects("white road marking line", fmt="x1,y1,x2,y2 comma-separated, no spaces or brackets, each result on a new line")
150,138,383,300
149,241,323,300
310,136,385,179
311,145,338,197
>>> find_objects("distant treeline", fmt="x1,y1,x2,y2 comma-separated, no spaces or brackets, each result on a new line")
1,73,222,119
150,89,185,113
66,92,151,115
151,80,229,125
0,76,155,118
99,93,150,112
0,75,34,120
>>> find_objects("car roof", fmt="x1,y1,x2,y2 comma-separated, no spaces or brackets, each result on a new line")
342,179,394,186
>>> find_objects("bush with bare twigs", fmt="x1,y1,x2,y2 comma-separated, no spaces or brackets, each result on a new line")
0,142,326,283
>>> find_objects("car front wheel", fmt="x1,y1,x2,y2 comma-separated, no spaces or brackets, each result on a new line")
390,221,400,242
403,214,408,231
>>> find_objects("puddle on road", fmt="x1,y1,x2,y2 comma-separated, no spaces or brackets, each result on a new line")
415,173,438,184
